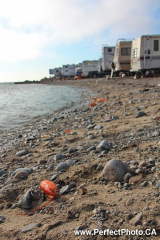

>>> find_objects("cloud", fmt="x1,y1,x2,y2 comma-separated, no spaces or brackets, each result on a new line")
0,0,159,62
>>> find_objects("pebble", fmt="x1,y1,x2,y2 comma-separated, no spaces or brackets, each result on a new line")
129,212,143,226
94,125,103,130
56,162,70,171
16,150,28,157
14,168,32,175
13,171,28,180
0,170,6,177
68,148,75,154
96,140,109,151
50,174,58,181
60,185,71,195
54,154,65,161
136,111,146,118
17,188,33,209
21,223,38,233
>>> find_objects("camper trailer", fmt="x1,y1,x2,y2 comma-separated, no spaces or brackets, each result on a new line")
101,46,115,73
61,64,76,77
49,68,62,77
114,39,132,73
82,60,99,78
130,35,160,74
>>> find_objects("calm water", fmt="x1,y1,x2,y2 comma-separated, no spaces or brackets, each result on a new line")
0,83,84,130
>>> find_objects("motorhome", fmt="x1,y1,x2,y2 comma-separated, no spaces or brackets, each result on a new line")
82,60,99,78
130,35,160,74
61,64,76,77
49,67,62,77
113,39,132,73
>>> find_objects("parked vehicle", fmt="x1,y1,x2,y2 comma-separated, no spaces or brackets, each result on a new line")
113,39,132,75
100,45,115,75
49,67,62,77
82,60,99,78
61,64,76,77
130,35,160,75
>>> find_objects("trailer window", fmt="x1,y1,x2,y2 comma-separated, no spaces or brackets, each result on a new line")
65,70,68,72
108,48,112,52
56,70,59,72
121,48,131,55
65,66,68,68
132,48,138,58
154,40,159,51
86,62,94,66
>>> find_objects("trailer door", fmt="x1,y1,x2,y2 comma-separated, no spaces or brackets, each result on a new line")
151,38,160,68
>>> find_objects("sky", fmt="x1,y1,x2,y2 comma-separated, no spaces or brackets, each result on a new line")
0,0,160,82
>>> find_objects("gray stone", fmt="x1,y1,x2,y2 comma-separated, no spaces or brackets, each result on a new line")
14,168,32,175
50,174,58,181
17,188,33,209
112,115,118,120
123,173,132,181
60,185,71,195
96,140,109,151
136,112,146,118
152,131,160,137
94,125,103,130
0,215,5,221
21,223,38,233
56,162,70,171
87,146,96,151
130,160,138,165
54,154,65,161
155,180,160,189
68,148,75,154
16,150,28,157
100,159,129,182
129,212,143,226
0,170,6,177
86,124,96,129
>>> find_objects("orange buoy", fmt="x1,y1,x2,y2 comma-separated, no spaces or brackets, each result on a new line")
40,180,58,198
65,130,71,133
89,103,97,106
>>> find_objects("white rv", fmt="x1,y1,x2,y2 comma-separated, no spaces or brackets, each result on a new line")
82,60,99,78
61,64,76,77
49,67,62,77
130,35,160,74
101,46,115,72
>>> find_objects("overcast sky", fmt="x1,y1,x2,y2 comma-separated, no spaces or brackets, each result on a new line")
0,0,160,82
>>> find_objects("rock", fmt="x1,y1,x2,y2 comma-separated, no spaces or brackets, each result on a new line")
38,159,47,165
140,181,148,187
129,212,143,226
152,131,160,137
60,185,71,195
50,174,58,181
112,115,118,120
16,150,28,157
68,148,75,154
0,215,5,221
86,124,96,129
123,173,132,181
100,159,128,182
138,161,147,167
54,154,65,161
96,164,103,171
0,170,6,177
14,168,32,175
17,188,33,209
155,180,160,189
56,162,70,171
129,175,143,185
96,140,109,151
136,112,146,118
13,171,28,180
21,223,38,233
94,125,103,130
126,198,134,206
130,160,138,165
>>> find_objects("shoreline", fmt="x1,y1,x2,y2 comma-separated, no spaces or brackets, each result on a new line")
0,76,160,239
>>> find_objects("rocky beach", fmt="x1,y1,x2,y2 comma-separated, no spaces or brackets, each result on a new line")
0,77,160,240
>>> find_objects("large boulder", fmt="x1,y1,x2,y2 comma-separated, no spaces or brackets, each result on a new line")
100,159,129,182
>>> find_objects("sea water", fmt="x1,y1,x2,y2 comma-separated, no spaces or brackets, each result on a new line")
0,83,86,130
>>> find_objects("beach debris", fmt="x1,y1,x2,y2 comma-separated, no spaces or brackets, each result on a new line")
100,159,129,182
17,188,33,209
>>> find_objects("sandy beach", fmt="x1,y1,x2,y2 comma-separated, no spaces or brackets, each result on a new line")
0,76,160,240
